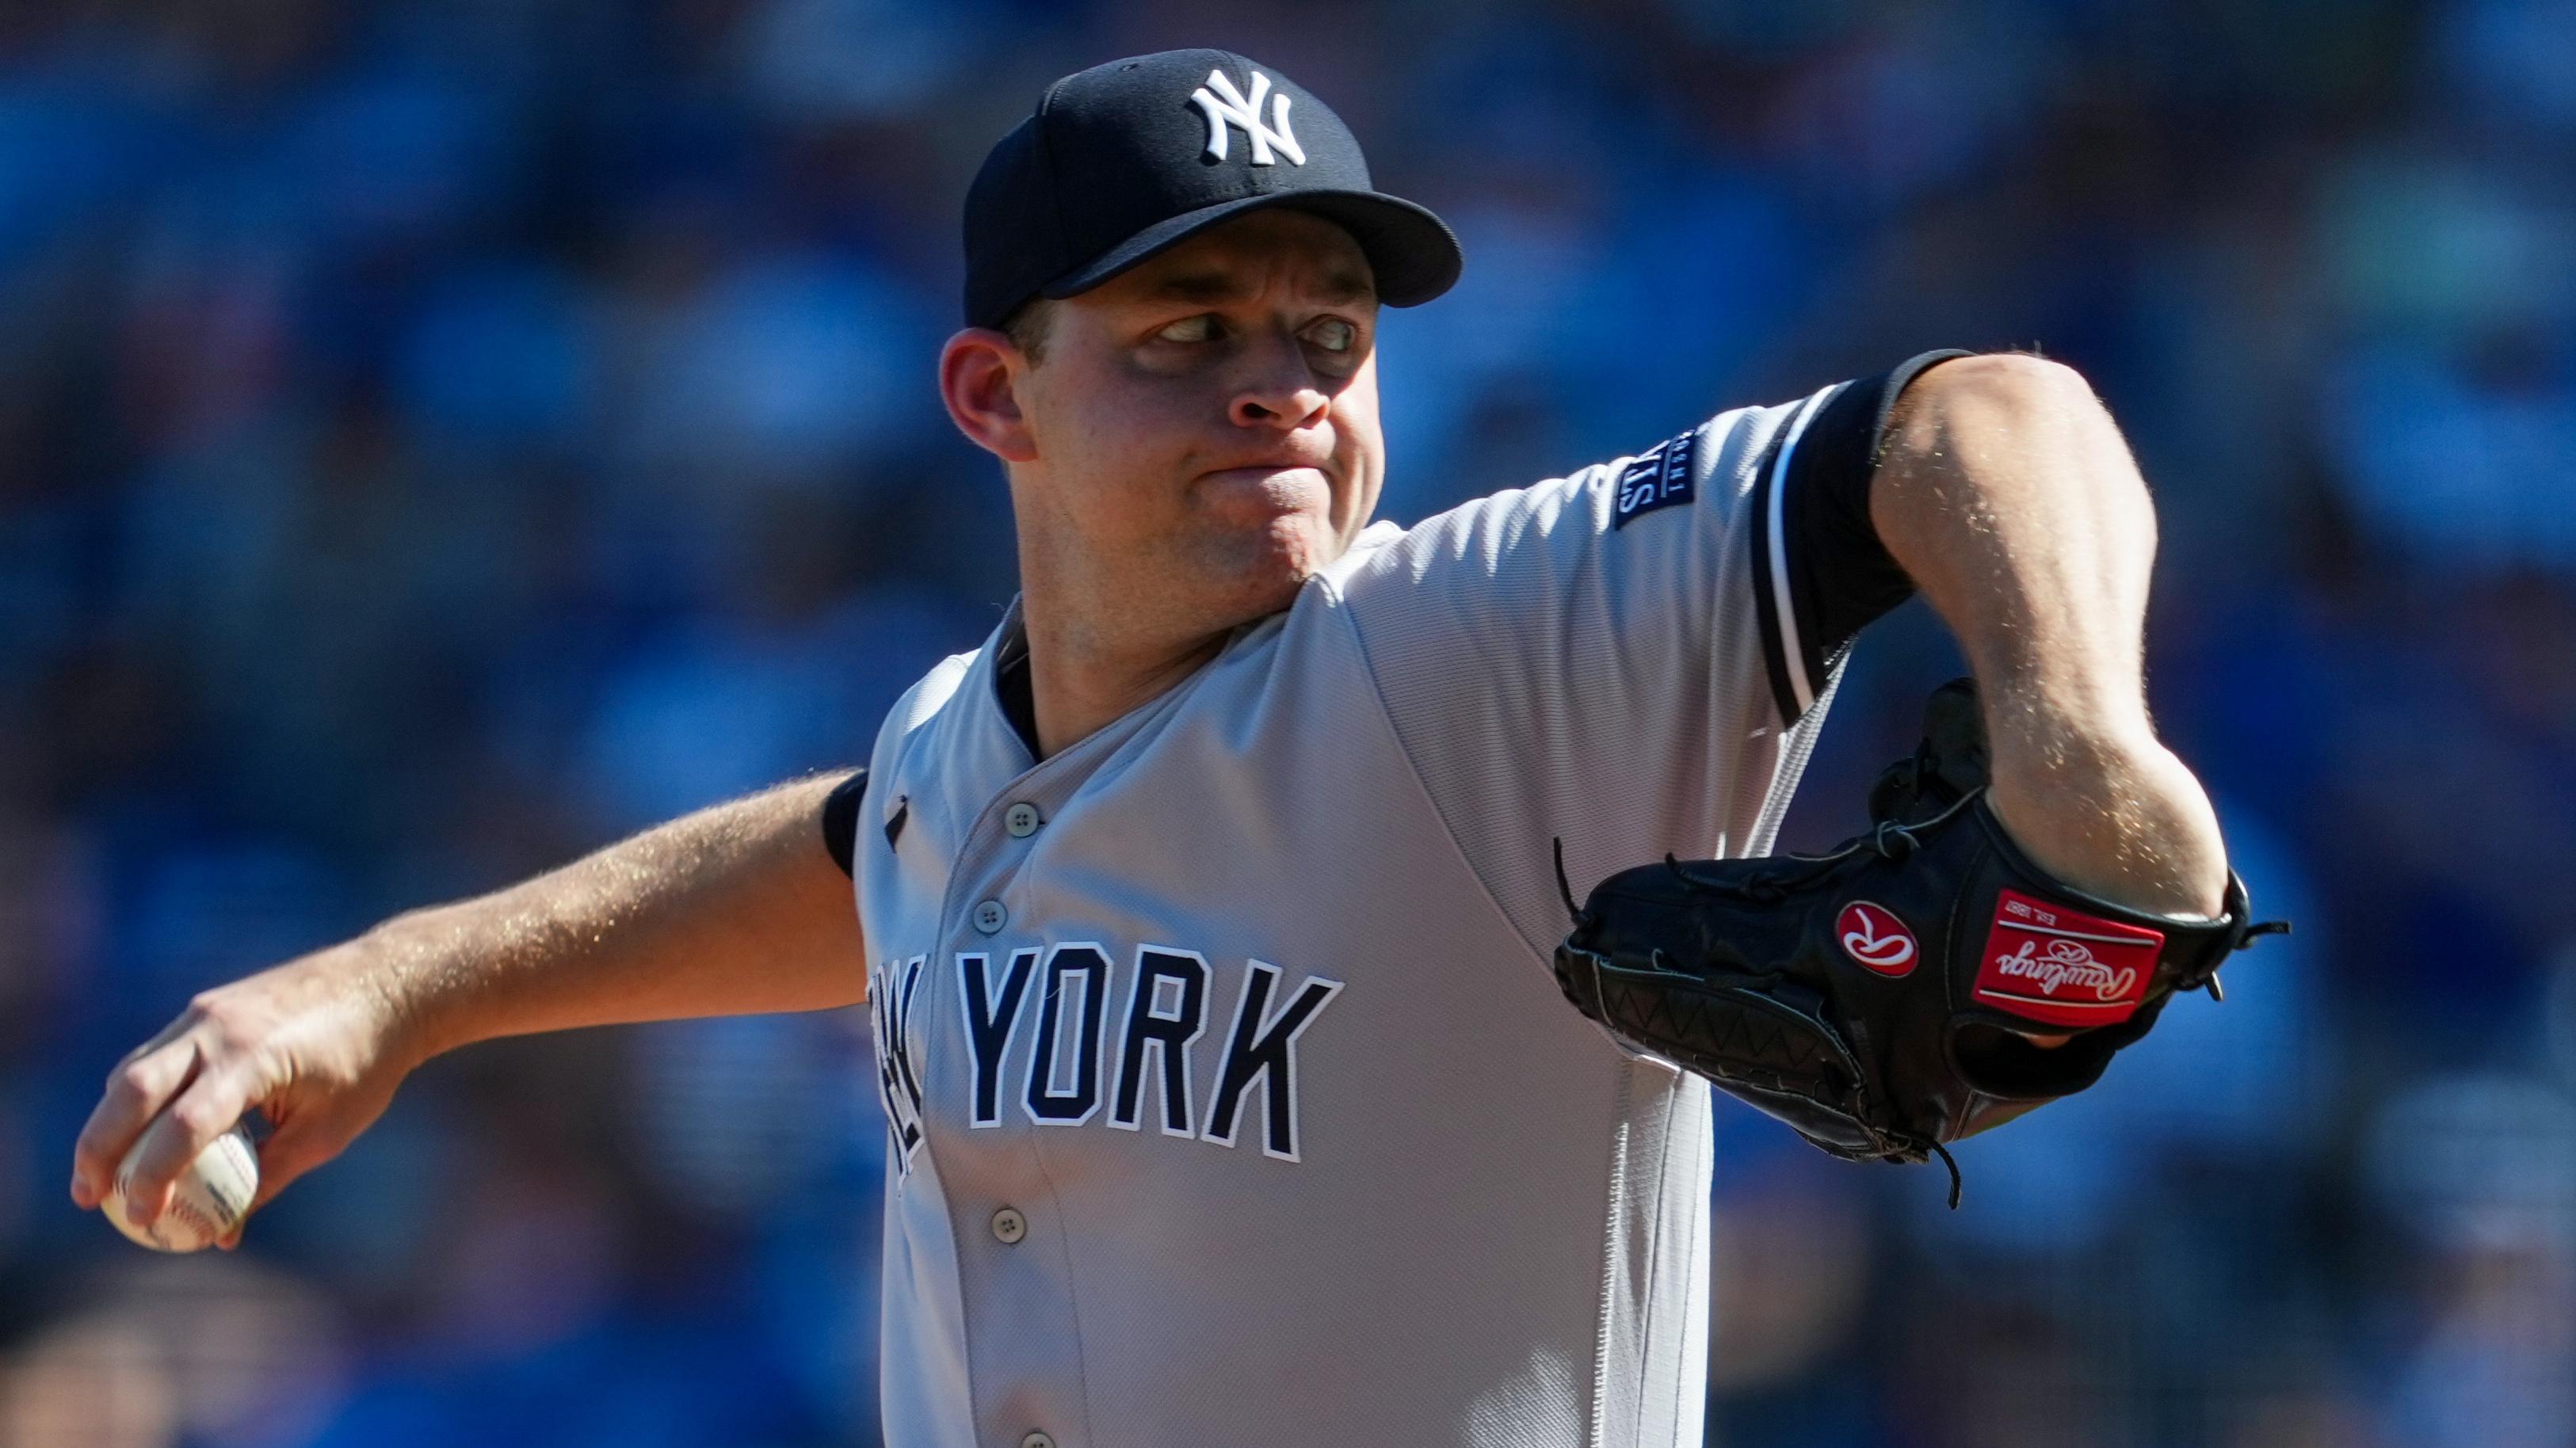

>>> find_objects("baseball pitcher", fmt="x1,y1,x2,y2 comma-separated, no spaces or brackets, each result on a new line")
71,49,2270,1448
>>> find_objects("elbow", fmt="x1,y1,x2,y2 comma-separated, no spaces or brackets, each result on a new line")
1879,350,2158,553
1910,352,2101,422
1881,352,2120,475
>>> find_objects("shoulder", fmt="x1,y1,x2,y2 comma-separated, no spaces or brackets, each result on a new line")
895,648,980,733
1321,404,1794,598
1319,467,1605,601
870,644,983,772
1315,518,1411,594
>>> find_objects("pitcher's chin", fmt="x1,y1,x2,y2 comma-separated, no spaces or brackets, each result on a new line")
1205,519,1339,619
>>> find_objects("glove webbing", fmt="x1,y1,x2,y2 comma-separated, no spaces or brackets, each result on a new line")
1555,827,1967,1202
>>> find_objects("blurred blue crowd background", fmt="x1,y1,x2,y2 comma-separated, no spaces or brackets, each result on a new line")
2,1,2573,1445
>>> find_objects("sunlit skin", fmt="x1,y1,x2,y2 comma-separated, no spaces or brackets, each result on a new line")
940,208,1383,758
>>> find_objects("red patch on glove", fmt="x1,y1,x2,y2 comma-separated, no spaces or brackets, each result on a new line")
1971,890,2165,1029
1837,901,1919,977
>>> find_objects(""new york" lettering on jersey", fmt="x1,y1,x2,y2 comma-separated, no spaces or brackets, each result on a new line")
945,944,1344,1164
872,955,929,1175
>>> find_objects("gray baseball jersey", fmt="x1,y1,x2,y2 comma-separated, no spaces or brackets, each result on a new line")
845,352,1964,1446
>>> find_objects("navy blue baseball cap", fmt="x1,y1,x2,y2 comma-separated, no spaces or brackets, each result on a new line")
962,49,1463,330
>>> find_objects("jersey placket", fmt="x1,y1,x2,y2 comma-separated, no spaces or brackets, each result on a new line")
924,637,1244,1448
931,773,1084,1448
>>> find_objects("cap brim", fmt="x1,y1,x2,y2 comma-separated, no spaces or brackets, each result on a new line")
1039,189,1462,310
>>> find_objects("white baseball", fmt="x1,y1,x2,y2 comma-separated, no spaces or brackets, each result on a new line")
101,1121,259,1253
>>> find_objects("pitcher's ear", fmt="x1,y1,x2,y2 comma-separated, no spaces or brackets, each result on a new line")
940,328,1038,463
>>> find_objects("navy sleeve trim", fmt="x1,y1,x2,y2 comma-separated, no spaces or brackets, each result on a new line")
1750,349,1975,724
821,767,868,878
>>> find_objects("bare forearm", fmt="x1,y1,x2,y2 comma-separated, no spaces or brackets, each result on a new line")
1870,353,2227,917
378,772,868,1065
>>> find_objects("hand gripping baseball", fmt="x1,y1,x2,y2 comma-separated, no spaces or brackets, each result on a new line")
1551,680,2288,1206
71,943,424,1248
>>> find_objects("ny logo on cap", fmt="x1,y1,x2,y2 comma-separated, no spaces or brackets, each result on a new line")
1189,69,1305,166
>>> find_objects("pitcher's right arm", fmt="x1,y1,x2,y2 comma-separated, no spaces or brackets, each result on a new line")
69,768,869,1242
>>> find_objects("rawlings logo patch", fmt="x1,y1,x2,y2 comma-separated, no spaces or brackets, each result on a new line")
1837,901,1918,976
1612,430,1696,528
1971,890,2164,1029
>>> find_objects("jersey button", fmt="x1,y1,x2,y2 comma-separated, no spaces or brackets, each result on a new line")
1020,1434,1055,1448
971,899,1008,935
990,1206,1027,1244
1004,802,1042,837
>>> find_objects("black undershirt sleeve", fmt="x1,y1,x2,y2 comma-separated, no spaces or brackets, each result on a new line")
821,767,868,878
1748,349,1975,724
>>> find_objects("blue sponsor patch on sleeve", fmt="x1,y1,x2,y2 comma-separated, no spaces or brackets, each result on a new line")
1612,429,1697,528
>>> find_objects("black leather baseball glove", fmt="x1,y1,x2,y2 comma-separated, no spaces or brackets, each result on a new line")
1551,679,2286,1204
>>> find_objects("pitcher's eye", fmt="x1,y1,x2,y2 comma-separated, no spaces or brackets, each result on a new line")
1156,314,1220,343
1307,318,1357,352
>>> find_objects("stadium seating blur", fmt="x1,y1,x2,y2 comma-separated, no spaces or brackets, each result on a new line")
3,2,2572,1444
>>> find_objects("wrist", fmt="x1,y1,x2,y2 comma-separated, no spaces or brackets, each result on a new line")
353,907,478,1072
1983,726,2230,920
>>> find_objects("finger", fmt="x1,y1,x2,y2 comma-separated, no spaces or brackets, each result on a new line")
116,1069,254,1230
109,1014,196,1080
2022,1031,2074,1050
71,1037,206,1210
